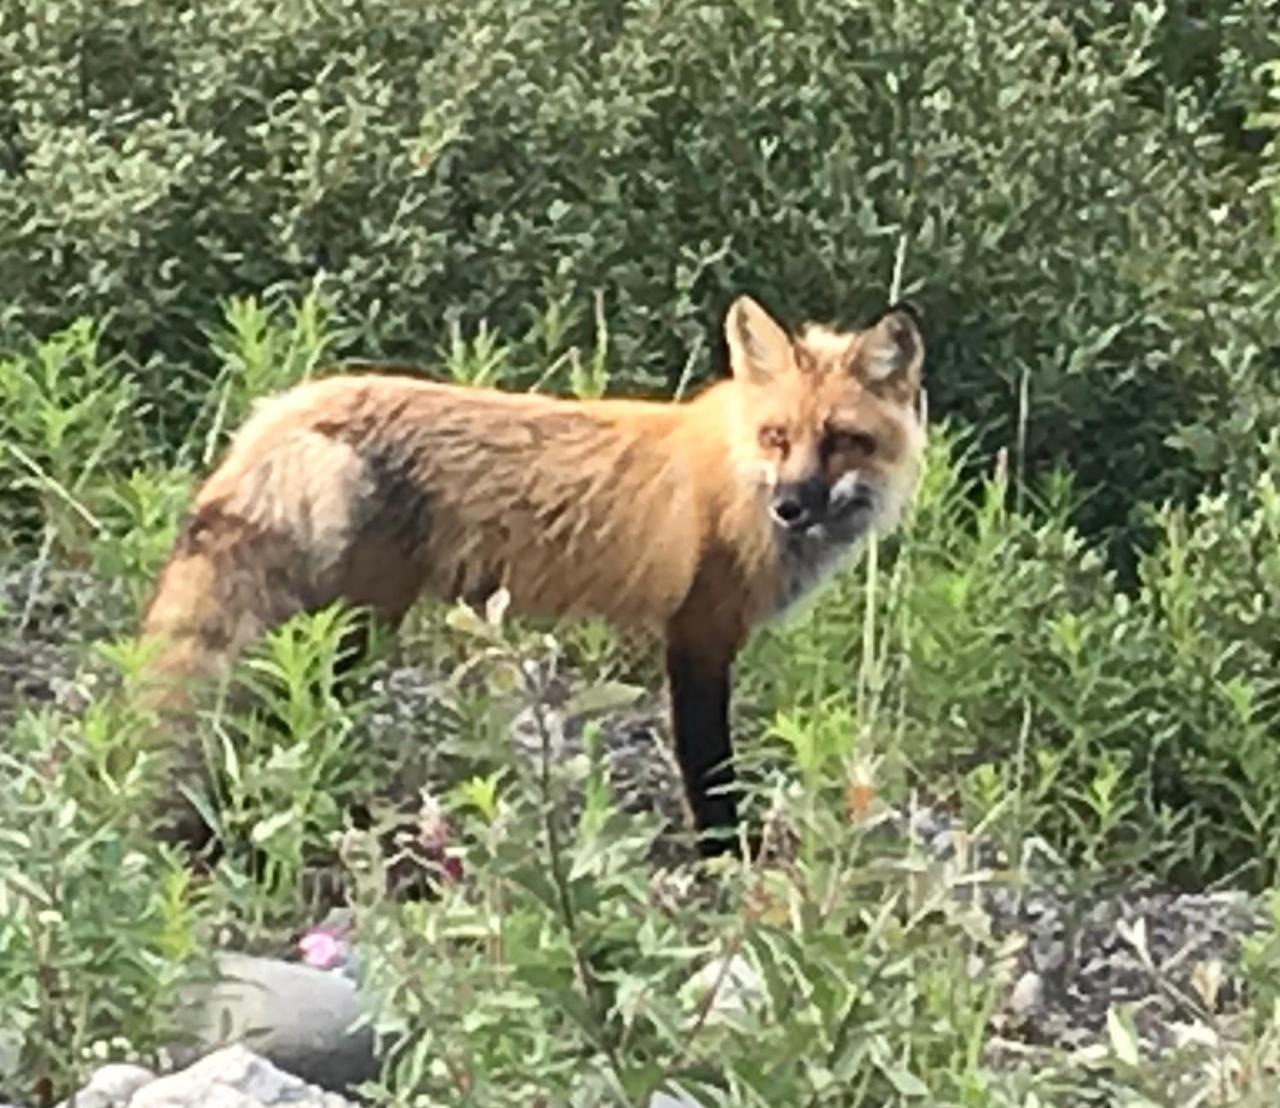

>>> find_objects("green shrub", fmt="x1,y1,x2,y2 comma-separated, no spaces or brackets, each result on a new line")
0,651,206,1104
1,0,1275,552
0,318,142,556
345,603,1042,1108
744,426,1280,890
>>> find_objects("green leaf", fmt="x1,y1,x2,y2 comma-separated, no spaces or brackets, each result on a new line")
1106,1005,1141,1067
561,681,645,722
250,809,296,847
879,1065,929,1097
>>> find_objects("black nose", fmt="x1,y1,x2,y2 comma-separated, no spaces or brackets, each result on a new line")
771,477,829,532
772,498,807,528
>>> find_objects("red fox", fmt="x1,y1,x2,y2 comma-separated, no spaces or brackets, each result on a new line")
140,296,926,854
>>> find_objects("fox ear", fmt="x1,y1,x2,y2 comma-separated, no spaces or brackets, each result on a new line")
725,296,794,384
851,303,924,389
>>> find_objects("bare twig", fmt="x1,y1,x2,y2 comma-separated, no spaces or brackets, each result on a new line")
671,332,705,403
652,927,748,1095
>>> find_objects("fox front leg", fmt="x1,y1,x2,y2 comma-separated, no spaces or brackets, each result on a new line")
664,636,742,857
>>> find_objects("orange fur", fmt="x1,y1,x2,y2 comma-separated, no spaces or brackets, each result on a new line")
140,296,926,852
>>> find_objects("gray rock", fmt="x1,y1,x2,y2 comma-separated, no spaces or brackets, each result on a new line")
1007,971,1044,1019
59,1063,155,1108
649,1090,706,1108
127,1045,354,1108
168,954,378,1094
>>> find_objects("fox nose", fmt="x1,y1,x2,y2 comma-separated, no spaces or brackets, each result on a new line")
771,498,809,529
771,478,829,532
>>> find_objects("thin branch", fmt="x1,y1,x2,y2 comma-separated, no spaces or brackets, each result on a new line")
671,332,705,403
653,927,746,1092
889,232,909,305
18,526,55,636
6,443,103,532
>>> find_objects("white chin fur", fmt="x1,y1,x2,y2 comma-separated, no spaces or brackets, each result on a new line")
772,419,926,619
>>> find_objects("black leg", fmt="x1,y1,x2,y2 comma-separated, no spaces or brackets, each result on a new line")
665,644,739,855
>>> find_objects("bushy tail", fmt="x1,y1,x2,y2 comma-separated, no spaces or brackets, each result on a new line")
137,509,297,714
135,490,351,845
134,420,429,843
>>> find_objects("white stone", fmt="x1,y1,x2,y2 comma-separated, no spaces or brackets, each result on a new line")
127,1045,354,1108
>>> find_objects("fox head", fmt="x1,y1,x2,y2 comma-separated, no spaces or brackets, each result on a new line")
724,295,926,565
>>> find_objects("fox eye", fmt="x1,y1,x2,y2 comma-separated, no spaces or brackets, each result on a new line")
830,430,876,456
759,425,789,452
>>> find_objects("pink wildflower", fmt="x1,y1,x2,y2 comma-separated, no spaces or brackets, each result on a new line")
298,928,347,970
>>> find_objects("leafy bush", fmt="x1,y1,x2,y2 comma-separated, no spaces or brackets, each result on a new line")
742,424,1280,890
0,651,206,1102
1,0,1276,550
3,4,1280,1100
0,319,142,556
345,604,1039,1107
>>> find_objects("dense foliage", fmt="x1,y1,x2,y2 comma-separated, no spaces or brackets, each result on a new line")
2,0,1277,546
3,0,1280,1104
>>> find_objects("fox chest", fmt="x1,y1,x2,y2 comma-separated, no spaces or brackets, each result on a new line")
773,528,864,617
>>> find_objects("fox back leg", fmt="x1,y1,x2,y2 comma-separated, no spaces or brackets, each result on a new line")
139,428,432,839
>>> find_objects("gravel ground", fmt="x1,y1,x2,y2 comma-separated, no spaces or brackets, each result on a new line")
0,562,133,726
1,560,1270,1072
